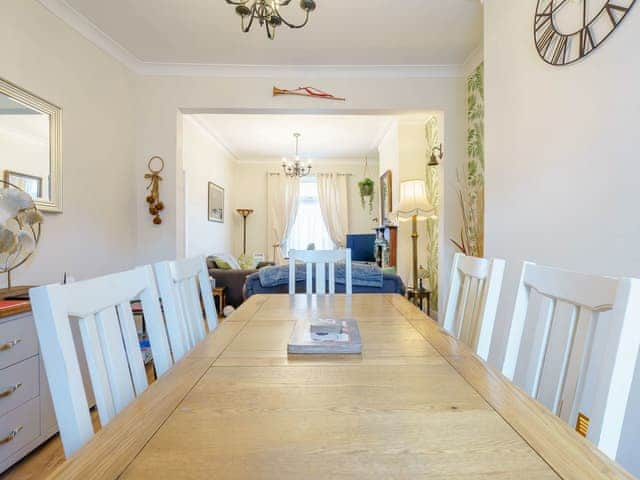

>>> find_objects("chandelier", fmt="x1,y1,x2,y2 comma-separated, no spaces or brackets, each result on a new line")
281,133,312,178
225,0,317,40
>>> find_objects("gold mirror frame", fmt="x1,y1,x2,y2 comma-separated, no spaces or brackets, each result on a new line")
0,77,62,213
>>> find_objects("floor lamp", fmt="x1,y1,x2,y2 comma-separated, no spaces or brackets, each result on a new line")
395,180,435,291
236,209,254,255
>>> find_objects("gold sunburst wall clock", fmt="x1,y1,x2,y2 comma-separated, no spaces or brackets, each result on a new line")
534,0,636,65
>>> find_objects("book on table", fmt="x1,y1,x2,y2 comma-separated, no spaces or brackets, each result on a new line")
288,318,362,354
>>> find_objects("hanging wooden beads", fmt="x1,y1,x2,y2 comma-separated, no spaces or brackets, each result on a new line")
145,156,165,225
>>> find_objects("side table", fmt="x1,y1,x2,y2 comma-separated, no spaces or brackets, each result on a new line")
407,287,431,317
212,286,227,316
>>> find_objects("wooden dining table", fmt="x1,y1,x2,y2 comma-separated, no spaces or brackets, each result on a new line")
48,294,635,479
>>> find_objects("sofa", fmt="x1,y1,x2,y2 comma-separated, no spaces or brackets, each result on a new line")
206,254,274,308
243,268,406,299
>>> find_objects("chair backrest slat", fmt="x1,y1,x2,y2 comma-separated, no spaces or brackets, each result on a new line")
443,253,505,361
502,262,640,459
116,302,148,396
288,249,353,295
154,256,217,361
94,307,136,412
30,265,172,457
77,313,117,426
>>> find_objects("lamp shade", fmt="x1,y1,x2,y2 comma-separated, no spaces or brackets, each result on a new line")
395,180,435,221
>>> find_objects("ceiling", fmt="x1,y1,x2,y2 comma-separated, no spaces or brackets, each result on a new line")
193,114,398,160
58,0,483,66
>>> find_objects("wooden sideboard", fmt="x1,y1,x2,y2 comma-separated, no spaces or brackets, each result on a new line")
0,287,93,473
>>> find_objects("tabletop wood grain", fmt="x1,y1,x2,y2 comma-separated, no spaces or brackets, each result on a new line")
47,294,635,480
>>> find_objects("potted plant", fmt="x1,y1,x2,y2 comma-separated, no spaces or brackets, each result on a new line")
358,177,375,213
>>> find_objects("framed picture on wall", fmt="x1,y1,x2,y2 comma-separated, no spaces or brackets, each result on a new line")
208,182,224,223
4,170,42,200
380,170,393,226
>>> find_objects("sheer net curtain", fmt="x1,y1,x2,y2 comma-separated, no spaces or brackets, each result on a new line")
317,173,349,248
287,178,334,252
267,174,300,263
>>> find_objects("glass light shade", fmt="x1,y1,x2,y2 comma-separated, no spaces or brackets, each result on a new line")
395,180,435,221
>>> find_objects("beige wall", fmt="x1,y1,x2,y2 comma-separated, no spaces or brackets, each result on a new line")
0,0,136,286
182,116,236,257
377,116,450,316
133,76,466,271
485,1,640,473
231,159,380,259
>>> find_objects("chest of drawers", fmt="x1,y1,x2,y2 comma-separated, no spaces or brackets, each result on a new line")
0,310,58,473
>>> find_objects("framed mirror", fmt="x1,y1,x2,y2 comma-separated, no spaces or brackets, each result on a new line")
0,77,62,212
380,170,393,226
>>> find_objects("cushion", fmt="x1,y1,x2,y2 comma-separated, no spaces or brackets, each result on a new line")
211,253,241,270
213,257,233,270
238,254,257,270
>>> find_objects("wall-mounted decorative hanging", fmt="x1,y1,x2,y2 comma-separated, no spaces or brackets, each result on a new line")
535,0,636,66
208,182,224,223
144,156,165,225
273,86,346,102
226,0,316,40
0,180,43,288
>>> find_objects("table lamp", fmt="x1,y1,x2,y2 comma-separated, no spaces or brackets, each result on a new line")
395,180,435,290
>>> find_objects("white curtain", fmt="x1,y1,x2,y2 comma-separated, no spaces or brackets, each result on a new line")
317,173,349,248
267,173,300,263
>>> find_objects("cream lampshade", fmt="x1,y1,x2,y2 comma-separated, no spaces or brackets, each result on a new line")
395,180,435,221
394,179,436,294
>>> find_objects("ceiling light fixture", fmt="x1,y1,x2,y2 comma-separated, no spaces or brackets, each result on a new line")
225,0,317,40
281,133,312,178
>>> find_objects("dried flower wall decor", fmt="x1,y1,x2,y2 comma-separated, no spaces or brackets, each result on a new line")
273,86,346,102
145,156,165,225
0,180,43,288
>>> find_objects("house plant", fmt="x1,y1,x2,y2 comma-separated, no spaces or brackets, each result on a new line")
358,177,375,213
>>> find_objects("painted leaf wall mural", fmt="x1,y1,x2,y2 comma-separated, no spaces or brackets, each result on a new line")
425,116,440,310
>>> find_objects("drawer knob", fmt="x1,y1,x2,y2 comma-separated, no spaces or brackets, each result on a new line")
0,383,22,398
0,426,23,445
0,339,21,352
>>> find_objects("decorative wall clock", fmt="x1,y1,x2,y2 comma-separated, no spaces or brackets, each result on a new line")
534,0,636,65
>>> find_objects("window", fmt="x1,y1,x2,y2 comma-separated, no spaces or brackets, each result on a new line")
286,177,334,252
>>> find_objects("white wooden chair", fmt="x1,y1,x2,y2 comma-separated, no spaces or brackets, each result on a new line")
288,249,352,295
29,266,173,457
154,256,217,360
502,262,640,460
442,253,505,361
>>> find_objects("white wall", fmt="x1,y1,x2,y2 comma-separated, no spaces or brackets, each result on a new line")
231,158,379,259
485,1,640,473
132,75,466,267
0,0,136,286
182,116,236,257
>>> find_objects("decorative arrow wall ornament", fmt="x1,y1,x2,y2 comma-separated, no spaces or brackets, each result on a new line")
273,86,346,102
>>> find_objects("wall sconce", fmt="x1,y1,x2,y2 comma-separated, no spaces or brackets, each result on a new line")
428,144,444,166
